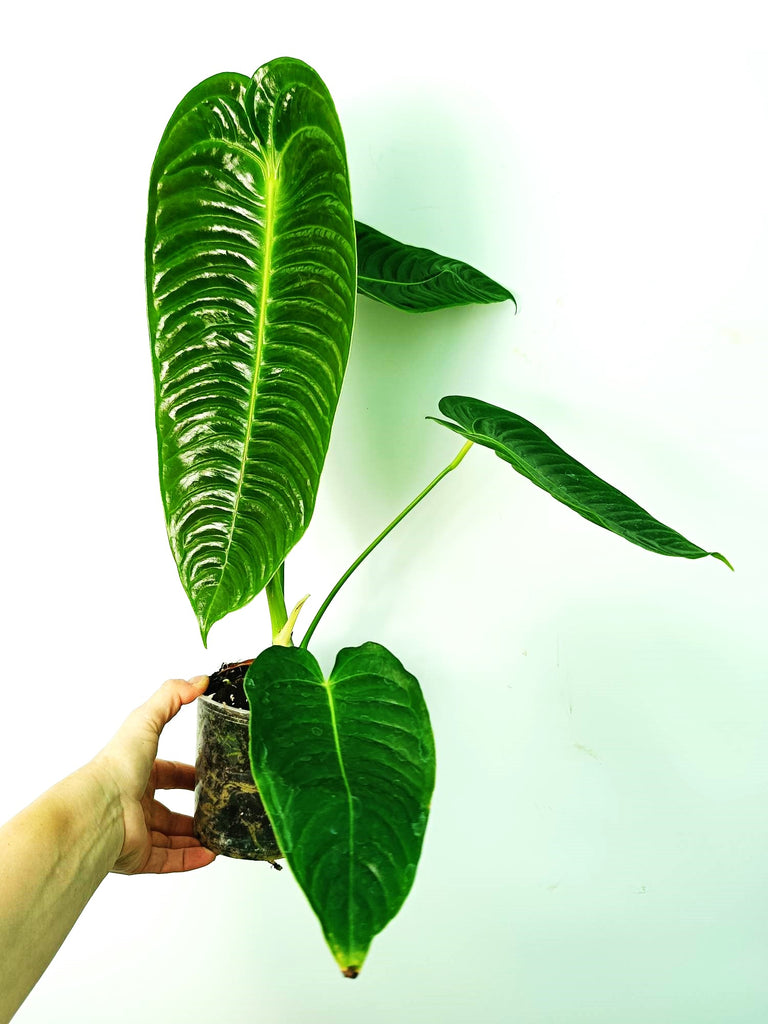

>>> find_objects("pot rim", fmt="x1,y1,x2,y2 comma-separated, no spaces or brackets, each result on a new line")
198,691,250,721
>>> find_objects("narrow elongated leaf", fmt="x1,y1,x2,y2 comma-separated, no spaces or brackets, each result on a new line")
146,59,356,642
245,642,436,977
355,220,515,312
431,395,731,567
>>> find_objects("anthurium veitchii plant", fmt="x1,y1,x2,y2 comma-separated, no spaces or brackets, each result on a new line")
145,56,730,978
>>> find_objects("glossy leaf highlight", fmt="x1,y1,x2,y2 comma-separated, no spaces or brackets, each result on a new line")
146,59,356,641
355,220,515,312
245,643,436,977
431,396,731,567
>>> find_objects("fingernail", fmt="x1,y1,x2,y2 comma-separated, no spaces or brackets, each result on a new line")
189,675,209,688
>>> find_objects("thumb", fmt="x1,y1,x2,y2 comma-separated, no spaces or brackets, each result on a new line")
183,675,210,701
140,675,209,736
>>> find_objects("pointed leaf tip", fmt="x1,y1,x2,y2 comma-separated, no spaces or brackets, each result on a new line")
711,552,734,571
342,966,360,979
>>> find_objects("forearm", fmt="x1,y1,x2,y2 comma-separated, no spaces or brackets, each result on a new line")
0,764,123,1023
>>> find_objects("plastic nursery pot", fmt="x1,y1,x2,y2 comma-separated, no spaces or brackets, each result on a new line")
194,661,282,862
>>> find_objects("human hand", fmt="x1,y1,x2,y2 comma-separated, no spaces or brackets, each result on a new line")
90,676,217,874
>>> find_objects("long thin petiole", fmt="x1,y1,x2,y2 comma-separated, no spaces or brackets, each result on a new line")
300,440,474,650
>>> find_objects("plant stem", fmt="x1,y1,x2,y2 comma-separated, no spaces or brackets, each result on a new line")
300,440,474,650
265,563,288,642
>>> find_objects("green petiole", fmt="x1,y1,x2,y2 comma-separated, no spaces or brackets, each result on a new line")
300,440,474,649
265,562,288,642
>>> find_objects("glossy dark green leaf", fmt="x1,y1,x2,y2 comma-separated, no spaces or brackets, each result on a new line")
146,59,356,642
245,642,436,977
431,396,732,567
355,220,515,312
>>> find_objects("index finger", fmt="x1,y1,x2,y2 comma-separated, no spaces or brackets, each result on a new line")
153,759,197,791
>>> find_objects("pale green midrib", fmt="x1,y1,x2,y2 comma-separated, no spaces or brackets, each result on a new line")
205,157,278,627
322,678,356,958
357,263,506,293
359,270,451,287
358,272,507,305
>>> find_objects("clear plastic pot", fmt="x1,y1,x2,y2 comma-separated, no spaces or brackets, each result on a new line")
193,678,281,862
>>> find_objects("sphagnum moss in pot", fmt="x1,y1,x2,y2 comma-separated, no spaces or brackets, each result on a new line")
146,57,731,978
194,658,282,863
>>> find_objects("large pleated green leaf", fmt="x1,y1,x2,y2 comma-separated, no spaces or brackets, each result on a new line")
355,220,515,312
146,59,356,642
245,642,436,977
431,396,732,567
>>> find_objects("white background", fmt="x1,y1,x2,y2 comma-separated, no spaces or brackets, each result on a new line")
1,1,766,1021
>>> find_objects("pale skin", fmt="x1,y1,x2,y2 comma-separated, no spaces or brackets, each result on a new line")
0,676,216,1023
